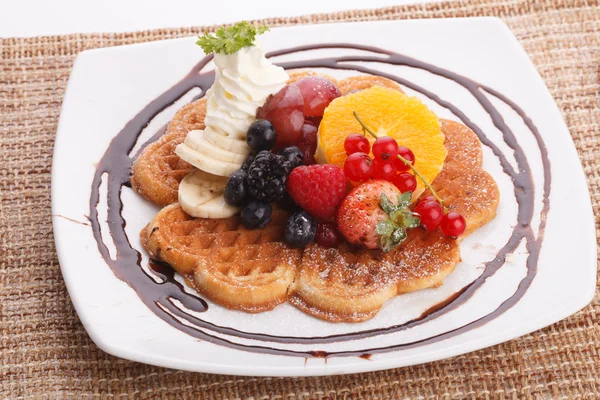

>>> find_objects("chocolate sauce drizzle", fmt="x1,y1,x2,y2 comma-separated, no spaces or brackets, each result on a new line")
89,43,551,358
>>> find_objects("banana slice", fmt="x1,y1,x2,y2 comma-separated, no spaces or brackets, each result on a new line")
175,143,242,177
178,170,239,219
183,129,249,164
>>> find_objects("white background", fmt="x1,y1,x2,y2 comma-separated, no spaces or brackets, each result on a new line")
0,0,436,38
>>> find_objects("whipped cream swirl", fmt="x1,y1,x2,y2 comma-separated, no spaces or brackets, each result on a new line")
176,44,289,176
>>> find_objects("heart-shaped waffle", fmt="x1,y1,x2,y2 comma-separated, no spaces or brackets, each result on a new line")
135,73,499,322
130,99,207,206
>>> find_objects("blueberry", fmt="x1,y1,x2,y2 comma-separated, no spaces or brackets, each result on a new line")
224,170,248,206
278,146,304,169
247,120,277,152
285,211,316,248
241,201,272,229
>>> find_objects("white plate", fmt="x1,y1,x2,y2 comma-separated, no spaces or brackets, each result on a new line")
52,18,596,376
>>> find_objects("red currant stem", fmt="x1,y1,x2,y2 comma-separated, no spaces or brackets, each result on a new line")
353,111,447,211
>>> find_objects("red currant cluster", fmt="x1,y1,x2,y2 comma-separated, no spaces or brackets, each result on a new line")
414,196,466,237
343,134,417,193
343,122,466,238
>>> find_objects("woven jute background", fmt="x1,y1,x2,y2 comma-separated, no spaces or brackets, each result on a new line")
1,0,599,398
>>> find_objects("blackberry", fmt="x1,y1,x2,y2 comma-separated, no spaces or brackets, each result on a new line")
241,153,255,172
246,151,291,202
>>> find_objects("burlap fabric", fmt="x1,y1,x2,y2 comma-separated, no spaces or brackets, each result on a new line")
1,0,599,398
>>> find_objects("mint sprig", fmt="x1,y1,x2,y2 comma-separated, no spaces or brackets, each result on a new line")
196,21,269,55
376,192,421,252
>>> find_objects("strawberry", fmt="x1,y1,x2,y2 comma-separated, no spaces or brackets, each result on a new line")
287,164,347,221
337,180,420,251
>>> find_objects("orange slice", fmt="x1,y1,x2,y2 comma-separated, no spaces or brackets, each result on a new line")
316,86,446,195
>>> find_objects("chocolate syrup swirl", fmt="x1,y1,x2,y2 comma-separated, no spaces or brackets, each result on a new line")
89,43,551,357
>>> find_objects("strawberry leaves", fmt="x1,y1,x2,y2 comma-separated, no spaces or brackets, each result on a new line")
376,192,420,252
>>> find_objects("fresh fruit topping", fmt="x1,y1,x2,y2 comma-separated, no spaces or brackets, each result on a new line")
317,86,446,194
344,134,371,155
306,116,322,127
315,222,342,248
279,145,304,169
354,111,447,208
287,164,347,221
440,212,466,238
395,146,415,172
285,211,317,247
296,121,318,165
337,180,419,251
292,77,342,117
241,153,255,171
372,136,399,161
246,119,277,151
344,152,373,182
178,170,239,219
224,170,249,206
392,172,417,193
246,150,291,202
257,85,305,146
241,201,272,229
196,21,269,55
372,159,397,181
414,199,443,231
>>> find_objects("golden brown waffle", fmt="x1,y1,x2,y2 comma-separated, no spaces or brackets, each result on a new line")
338,75,404,95
142,204,302,312
137,74,499,322
130,99,207,205
288,119,497,321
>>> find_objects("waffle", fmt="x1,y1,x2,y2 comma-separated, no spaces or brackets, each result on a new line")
136,73,499,322
288,119,498,321
142,204,302,312
130,99,206,205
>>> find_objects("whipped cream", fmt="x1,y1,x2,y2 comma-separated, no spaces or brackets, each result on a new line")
176,43,289,177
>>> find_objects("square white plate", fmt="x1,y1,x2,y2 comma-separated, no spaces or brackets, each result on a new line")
52,18,596,376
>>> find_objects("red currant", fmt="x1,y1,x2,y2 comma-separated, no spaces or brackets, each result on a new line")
372,158,397,181
344,134,370,155
440,212,466,237
392,172,417,192
415,200,443,231
344,152,373,182
395,146,415,172
315,222,342,248
372,137,399,161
